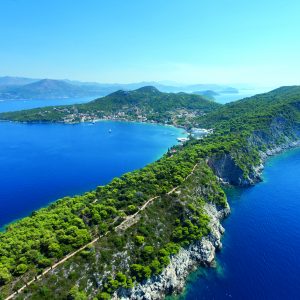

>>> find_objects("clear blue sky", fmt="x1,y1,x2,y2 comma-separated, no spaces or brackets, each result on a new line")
1,0,300,86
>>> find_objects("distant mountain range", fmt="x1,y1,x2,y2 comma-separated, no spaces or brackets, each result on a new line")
0,76,239,100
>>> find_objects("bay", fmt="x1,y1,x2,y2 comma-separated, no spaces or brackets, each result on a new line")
0,121,185,228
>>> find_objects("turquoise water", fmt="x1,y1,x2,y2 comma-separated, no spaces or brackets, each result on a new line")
0,121,184,228
184,148,300,299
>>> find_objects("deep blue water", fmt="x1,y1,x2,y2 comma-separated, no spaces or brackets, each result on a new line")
0,97,95,113
0,121,184,228
185,148,300,299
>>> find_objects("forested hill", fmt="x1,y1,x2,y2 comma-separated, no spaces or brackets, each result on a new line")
0,86,220,125
197,85,300,132
89,86,217,111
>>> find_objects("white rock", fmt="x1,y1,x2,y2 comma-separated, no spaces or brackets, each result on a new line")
113,203,230,300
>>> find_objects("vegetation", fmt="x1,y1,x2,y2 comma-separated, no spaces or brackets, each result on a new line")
10,161,224,299
1,86,300,298
0,135,226,297
0,86,219,125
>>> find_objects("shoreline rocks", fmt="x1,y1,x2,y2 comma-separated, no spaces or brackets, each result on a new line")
208,133,300,187
113,203,230,300
254,139,300,180
114,127,300,300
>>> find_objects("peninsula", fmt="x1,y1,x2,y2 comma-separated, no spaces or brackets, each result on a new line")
1,86,300,299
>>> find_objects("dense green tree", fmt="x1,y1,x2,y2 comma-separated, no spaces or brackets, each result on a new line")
67,286,88,300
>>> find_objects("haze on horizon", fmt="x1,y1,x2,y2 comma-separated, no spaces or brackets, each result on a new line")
1,0,300,88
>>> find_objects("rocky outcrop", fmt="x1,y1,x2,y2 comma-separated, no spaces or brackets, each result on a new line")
208,139,300,187
112,118,300,300
113,203,230,300
208,117,300,187
254,139,300,177
207,153,259,186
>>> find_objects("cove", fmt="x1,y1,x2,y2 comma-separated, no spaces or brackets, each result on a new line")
0,121,185,228
183,148,300,299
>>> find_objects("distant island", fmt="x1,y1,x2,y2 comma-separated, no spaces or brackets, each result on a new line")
192,90,219,98
0,86,220,128
1,86,300,300
0,76,239,100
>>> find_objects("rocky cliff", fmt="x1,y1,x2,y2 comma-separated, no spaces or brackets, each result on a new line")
207,153,259,186
112,118,300,300
208,117,300,187
113,203,230,300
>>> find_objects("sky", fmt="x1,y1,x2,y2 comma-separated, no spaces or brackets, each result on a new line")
1,0,300,87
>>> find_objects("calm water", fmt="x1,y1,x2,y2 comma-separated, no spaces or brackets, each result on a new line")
214,89,272,104
0,89,272,111
185,148,300,299
0,97,96,113
0,121,184,228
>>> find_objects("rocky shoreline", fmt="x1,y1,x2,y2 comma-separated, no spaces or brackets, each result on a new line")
208,131,300,187
113,203,230,300
242,139,300,186
112,138,300,300
258,139,300,171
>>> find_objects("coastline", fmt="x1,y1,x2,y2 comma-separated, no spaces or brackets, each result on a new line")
2,88,300,299
111,137,300,300
113,204,230,300
251,139,300,185
176,142,300,299
0,120,186,233
0,117,188,135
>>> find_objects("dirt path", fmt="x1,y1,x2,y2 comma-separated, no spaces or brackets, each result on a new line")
5,163,198,300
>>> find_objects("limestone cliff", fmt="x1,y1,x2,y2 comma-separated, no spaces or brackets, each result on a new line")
208,117,300,187
113,204,230,300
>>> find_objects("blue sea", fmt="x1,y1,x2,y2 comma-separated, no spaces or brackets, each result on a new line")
0,120,184,228
184,148,300,299
0,96,95,113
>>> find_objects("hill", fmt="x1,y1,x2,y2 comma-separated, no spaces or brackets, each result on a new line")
197,85,300,131
0,76,38,87
0,86,220,126
0,76,240,99
0,79,105,99
0,76,38,92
